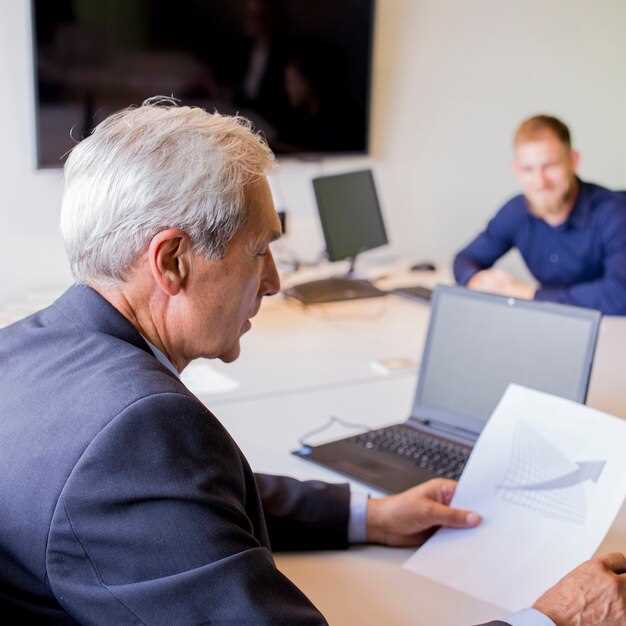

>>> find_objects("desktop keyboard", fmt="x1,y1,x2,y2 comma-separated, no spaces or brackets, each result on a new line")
349,424,470,480
389,285,433,301
283,277,386,304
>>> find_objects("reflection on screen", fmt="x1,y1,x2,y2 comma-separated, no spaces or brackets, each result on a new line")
33,0,375,166
313,170,388,262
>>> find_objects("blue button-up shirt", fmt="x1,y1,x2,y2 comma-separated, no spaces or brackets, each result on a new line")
454,180,626,314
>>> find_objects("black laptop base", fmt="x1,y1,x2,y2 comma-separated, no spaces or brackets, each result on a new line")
292,423,472,494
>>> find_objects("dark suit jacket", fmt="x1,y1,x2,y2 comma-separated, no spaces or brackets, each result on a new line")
0,285,509,625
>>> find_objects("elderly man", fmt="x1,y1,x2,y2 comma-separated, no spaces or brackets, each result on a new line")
1,101,624,625
454,115,626,314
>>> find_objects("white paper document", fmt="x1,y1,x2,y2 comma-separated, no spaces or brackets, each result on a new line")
404,384,626,611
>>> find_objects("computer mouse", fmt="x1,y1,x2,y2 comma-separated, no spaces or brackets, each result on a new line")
410,261,437,272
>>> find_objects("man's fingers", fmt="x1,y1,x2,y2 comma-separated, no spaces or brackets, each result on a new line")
429,502,481,528
419,478,457,503
597,552,626,574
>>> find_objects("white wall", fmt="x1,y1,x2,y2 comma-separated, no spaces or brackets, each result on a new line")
0,1,70,303
368,0,626,270
1,0,625,303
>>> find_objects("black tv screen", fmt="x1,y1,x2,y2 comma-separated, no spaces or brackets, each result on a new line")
32,0,375,167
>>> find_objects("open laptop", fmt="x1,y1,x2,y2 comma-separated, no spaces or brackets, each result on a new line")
293,285,601,493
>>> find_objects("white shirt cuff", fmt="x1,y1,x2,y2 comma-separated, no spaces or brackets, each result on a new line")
507,608,556,626
348,490,369,543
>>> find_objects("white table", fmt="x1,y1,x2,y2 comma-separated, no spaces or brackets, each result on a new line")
199,267,440,407
194,288,626,626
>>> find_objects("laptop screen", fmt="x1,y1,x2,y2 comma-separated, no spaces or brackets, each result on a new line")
411,286,600,436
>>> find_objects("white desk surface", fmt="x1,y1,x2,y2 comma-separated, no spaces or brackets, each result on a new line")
199,267,626,418
203,268,440,407
199,280,626,626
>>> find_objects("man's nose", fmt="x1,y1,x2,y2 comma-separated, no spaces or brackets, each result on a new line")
261,249,281,296
535,168,551,188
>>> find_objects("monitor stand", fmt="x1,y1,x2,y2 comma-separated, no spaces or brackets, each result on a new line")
283,255,386,305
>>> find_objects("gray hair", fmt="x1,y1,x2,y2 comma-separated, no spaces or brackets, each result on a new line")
60,97,275,285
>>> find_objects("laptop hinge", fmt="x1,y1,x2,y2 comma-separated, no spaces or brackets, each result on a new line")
411,417,479,444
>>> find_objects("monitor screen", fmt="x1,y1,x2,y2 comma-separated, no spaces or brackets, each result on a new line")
312,169,388,262
412,287,600,434
32,0,375,167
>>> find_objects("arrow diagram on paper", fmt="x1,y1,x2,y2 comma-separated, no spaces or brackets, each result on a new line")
501,460,606,491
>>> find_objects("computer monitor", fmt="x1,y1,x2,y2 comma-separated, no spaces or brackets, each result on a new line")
313,169,388,263
282,169,389,304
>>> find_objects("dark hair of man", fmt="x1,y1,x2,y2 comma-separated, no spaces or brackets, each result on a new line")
514,115,572,148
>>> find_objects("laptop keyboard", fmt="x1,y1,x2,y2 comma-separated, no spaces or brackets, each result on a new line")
349,424,470,480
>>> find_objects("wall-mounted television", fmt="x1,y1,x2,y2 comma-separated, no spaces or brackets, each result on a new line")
32,0,376,168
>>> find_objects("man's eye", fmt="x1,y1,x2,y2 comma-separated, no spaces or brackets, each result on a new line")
256,250,269,257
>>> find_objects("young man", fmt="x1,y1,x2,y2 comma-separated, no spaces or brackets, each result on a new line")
454,115,626,314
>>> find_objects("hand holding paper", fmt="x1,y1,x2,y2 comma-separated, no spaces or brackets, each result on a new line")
366,478,481,546
404,385,626,613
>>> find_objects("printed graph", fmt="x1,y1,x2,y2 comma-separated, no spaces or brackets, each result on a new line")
497,421,605,525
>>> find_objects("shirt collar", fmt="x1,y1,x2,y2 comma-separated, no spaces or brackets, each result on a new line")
559,178,590,231
526,178,590,231
142,336,180,378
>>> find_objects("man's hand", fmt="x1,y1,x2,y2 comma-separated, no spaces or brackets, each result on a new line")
533,553,626,626
468,268,536,300
366,479,481,546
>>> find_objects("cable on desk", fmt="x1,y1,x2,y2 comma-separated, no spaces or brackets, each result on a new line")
297,415,371,447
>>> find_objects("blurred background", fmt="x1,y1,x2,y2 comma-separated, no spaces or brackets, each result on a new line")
1,0,625,302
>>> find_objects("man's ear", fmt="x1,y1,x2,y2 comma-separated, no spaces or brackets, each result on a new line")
148,228,192,296
570,149,581,172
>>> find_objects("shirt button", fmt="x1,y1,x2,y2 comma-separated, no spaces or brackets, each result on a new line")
550,253,559,263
